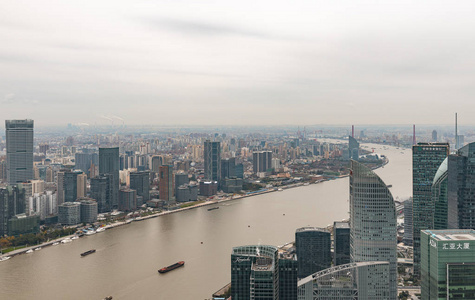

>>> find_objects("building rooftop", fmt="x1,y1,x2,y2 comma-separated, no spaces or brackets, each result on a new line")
334,221,349,229
424,229,475,241
296,227,328,233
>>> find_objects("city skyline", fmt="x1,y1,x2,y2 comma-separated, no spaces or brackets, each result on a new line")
2,1,475,126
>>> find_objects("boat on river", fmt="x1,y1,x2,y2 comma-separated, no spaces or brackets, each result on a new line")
158,261,185,274
207,207,219,211
81,249,96,257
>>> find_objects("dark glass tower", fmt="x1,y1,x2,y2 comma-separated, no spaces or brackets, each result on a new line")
90,174,113,213
159,165,174,205
295,227,331,279
412,143,449,278
448,142,475,229
253,151,272,174
350,160,397,299
129,171,150,202
0,185,26,236
204,140,221,182
5,120,34,184
333,221,350,266
432,158,448,229
99,147,119,209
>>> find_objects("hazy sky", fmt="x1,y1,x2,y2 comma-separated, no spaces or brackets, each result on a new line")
1,1,475,126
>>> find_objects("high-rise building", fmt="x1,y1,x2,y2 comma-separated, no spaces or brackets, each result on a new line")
75,152,98,177
174,172,189,195
403,198,414,246
448,142,475,229
348,136,359,160
151,155,164,173
350,160,397,299
421,229,475,300
57,170,83,204
159,165,174,204
119,188,136,211
204,140,221,182
90,174,113,213
253,150,272,174
6,120,34,184
333,221,350,266
0,185,26,236
77,173,87,198
58,202,81,225
79,198,98,224
221,157,236,180
129,171,150,202
432,158,448,230
231,245,297,300
296,227,331,279
99,147,119,209
432,130,438,142
412,142,449,277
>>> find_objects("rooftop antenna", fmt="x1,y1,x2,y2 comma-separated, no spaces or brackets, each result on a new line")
352,125,354,138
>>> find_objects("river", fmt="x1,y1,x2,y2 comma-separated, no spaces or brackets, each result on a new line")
0,143,411,300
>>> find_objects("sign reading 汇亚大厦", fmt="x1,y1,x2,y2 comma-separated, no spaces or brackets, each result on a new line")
436,241,471,250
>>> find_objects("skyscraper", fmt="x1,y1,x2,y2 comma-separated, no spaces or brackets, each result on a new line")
432,130,438,142
129,171,150,202
350,160,397,299
253,150,272,174
0,185,26,236
403,198,414,246
333,221,350,266
432,158,448,230
295,227,331,279
77,173,87,198
99,147,119,209
421,229,475,300
57,170,83,204
5,120,34,184
90,174,113,213
204,140,221,182
412,142,449,277
448,142,475,229
220,157,236,180
159,165,174,205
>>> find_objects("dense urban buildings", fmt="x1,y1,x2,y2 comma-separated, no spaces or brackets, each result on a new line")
421,229,475,300
350,160,397,299
295,227,331,279
58,202,81,225
412,142,449,277
5,120,34,184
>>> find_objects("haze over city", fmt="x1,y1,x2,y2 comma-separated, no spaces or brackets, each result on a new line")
2,1,475,126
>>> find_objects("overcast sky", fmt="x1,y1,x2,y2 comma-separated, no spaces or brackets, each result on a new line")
1,1,475,127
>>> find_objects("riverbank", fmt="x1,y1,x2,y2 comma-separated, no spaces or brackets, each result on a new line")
1,158,388,263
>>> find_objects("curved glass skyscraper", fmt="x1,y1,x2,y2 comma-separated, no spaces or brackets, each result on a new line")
350,160,397,299
432,157,448,229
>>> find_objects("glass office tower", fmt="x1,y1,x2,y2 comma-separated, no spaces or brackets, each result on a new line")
350,160,396,299
412,142,449,277
5,120,34,184
421,229,475,300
